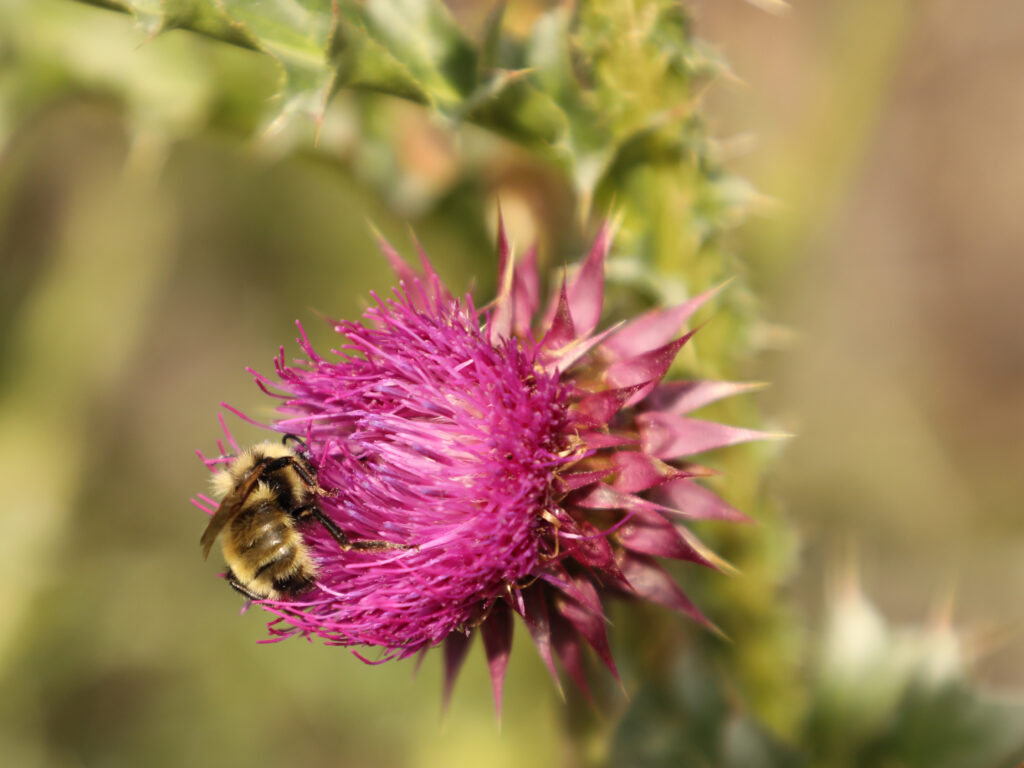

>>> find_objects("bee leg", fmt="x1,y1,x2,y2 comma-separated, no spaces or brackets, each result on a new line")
281,433,308,452
226,569,263,601
264,455,320,492
292,505,351,548
304,506,413,552
350,539,413,552
267,451,338,500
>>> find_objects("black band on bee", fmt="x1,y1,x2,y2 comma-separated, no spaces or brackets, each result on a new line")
254,546,296,579
273,573,315,594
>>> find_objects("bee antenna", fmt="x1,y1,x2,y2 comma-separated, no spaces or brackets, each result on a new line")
282,433,308,452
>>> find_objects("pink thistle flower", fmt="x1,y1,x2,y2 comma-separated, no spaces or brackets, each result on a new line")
197,221,772,710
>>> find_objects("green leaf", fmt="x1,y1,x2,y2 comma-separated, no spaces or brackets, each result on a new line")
358,0,477,104
216,0,334,133
463,72,568,151
329,14,430,105
159,0,261,50
477,0,505,75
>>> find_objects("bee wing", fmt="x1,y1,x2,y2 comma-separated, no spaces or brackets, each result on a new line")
199,470,263,558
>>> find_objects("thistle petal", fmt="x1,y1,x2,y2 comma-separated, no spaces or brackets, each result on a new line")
574,383,646,425
571,482,673,517
480,601,513,718
580,431,637,450
618,552,717,630
567,521,618,570
550,613,591,701
488,212,516,343
645,379,767,415
548,321,624,374
566,222,609,337
638,412,777,459
602,283,726,358
523,588,563,697
407,229,449,309
540,277,576,352
512,244,540,338
555,589,620,681
616,504,725,569
373,229,429,311
442,631,473,711
560,469,614,490
603,329,698,406
610,451,689,493
653,478,753,523
541,565,604,615
495,207,511,279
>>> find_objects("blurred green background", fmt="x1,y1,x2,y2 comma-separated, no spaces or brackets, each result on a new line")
1,1,1023,766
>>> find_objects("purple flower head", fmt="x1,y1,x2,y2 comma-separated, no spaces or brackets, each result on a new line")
196,221,772,709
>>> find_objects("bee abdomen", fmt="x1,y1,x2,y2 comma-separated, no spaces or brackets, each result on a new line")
230,503,292,549
247,522,289,552
272,569,317,596
253,544,298,577
255,552,318,598
255,538,317,584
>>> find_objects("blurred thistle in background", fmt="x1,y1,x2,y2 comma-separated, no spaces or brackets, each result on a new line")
1,0,1023,767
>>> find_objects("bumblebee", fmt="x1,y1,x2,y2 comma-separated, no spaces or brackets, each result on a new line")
200,436,398,601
